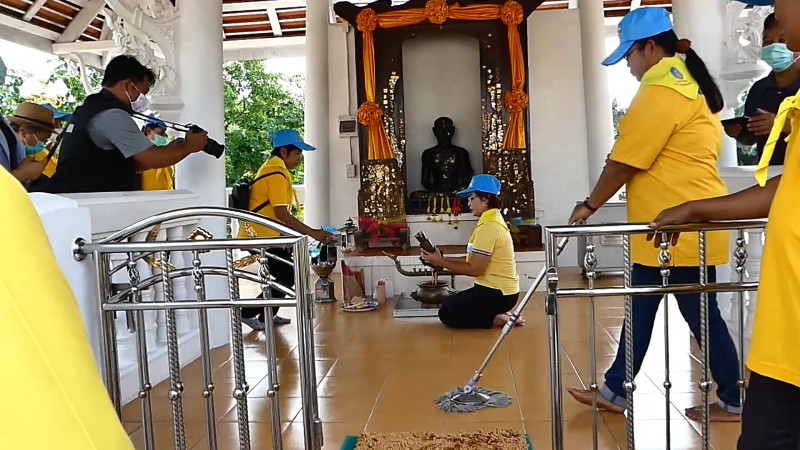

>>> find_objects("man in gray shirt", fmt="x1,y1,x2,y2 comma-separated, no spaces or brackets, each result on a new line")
46,55,208,193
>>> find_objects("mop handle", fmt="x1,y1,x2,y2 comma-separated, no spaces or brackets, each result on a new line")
465,237,569,389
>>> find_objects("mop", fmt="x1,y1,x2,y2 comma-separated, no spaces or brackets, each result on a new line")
436,237,569,413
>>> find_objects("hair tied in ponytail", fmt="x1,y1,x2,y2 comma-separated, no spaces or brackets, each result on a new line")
675,39,692,54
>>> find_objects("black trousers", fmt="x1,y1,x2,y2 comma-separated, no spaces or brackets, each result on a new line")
438,284,518,329
242,248,294,321
738,371,800,449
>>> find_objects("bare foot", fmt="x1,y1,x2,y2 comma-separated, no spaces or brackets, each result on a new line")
493,313,526,327
567,387,625,414
685,404,741,422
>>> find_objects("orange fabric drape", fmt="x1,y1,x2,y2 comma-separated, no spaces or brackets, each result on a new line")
358,0,529,159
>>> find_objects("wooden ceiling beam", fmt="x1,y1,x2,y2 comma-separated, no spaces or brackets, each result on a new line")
22,0,48,22
57,0,104,42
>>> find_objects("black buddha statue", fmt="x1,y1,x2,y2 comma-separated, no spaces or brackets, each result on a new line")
420,117,474,194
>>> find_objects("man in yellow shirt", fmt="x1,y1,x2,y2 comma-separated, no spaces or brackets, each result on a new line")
239,129,333,330
568,7,741,422
650,0,800,445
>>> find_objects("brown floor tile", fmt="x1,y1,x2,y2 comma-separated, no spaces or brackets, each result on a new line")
127,272,737,449
283,422,361,450
128,420,207,450
365,419,444,434
219,396,302,423
190,422,290,449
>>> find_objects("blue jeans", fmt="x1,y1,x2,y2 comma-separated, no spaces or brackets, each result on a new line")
599,264,742,413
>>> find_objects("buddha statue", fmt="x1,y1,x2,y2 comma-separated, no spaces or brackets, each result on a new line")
420,117,474,194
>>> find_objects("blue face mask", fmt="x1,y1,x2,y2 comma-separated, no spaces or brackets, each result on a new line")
151,135,169,146
761,43,800,72
24,138,46,156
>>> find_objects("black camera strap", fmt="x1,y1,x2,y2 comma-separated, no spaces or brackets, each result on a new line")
250,171,288,214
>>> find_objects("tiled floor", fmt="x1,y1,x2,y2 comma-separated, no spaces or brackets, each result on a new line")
123,269,743,449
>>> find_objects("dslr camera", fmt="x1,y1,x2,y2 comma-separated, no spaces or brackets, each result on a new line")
188,124,225,159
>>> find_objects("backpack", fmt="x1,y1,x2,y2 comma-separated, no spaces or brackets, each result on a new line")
229,171,288,213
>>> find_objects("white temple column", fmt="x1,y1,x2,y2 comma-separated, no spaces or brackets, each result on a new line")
578,0,615,186
302,0,331,228
673,0,738,167
175,0,229,347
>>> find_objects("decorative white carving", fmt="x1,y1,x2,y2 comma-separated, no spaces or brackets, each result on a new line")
67,53,100,96
719,2,772,111
104,0,180,98
143,0,176,20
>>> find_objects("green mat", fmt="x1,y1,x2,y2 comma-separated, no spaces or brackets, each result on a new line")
340,434,534,449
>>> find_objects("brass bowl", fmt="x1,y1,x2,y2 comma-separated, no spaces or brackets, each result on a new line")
311,263,335,278
411,280,453,305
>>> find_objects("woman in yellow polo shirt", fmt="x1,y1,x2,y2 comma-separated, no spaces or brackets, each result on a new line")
566,7,741,422
0,167,132,449
421,174,521,329
650,0,800,445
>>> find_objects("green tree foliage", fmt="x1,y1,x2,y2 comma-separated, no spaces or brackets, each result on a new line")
223,60,305,186
0,69,27,117
611,98,628,140
46,60,103,113
0,59,101,117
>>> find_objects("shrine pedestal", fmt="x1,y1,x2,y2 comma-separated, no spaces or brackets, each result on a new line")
342,244,546,309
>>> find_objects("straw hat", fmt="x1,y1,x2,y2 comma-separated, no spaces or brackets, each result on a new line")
9,102,55,131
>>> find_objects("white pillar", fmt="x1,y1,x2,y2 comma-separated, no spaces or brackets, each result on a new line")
673,0,738,167
175,0,229,348
302,0,331,228
578,0,616,186
176,0,226,205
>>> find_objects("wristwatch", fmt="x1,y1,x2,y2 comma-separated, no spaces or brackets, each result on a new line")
582,197,598,212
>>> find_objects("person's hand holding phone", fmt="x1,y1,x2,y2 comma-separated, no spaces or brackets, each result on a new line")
748,108,790,136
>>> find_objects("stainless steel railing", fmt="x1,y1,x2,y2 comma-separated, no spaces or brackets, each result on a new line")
543,220,767,450
73,207,322,450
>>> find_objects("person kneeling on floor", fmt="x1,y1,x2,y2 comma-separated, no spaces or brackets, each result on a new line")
421,174,523,329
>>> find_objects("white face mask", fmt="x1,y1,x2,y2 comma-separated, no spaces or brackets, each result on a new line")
126,83,151,113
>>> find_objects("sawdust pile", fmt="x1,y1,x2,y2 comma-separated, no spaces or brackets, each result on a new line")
354,428,528,449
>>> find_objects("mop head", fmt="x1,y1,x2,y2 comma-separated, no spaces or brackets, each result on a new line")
435,386,513,413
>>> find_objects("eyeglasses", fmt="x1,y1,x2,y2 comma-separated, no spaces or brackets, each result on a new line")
624,44,642,61
467,195,477,202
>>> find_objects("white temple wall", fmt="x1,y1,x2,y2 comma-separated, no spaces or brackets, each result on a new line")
402,33,483,195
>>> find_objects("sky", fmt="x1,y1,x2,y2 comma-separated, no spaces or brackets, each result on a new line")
1,34,639,106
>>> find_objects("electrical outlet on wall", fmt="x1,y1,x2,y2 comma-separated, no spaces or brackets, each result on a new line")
346,164,357,178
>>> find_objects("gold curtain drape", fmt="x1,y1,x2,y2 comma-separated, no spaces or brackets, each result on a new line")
357,0,529,160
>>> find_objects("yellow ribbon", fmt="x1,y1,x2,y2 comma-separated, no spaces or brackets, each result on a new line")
756,93,800,186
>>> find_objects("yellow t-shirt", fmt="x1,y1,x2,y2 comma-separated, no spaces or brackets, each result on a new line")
0,169,132,449
140,166,175,191
747,91,800,388
238,157,296,238
468,209,519,296
610,56,729,267
42,154,57,178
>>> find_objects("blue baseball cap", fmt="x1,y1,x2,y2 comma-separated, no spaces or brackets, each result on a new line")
40,103,72,121
144,113,167,130
272,129,315,151
456,174,502,198
603,7,674,66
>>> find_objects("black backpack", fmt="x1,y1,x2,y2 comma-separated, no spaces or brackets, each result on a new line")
229,171,288,213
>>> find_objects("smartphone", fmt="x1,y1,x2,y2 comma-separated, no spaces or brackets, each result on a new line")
415,231,435,267
721,116,757,146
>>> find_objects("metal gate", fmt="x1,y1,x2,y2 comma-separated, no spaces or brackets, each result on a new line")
543,220,767,449
73,207,322,450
